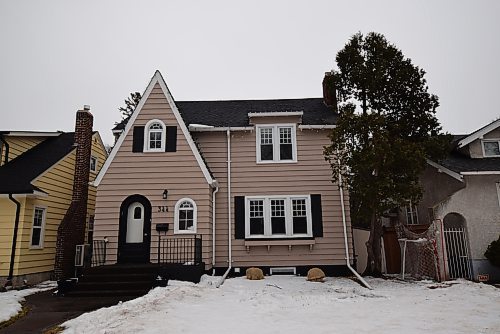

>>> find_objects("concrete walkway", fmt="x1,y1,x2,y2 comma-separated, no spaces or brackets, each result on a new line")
0,289,136,334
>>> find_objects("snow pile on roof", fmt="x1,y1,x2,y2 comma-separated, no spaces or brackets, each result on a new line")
62,276,500,334
0,281,56,322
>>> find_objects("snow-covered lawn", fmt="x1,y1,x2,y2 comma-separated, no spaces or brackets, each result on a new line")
62,276,500,334
0,281,57,323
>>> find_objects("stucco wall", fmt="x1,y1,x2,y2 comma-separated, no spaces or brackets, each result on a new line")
416,165,465,224
434,174,500,279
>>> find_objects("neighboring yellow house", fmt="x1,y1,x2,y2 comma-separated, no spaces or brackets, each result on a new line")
0,119,107,286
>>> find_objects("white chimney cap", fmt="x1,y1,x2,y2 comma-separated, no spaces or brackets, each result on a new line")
83,105,91,110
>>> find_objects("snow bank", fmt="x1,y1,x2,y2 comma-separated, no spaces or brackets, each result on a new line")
0,281,57,322
62,276,500,334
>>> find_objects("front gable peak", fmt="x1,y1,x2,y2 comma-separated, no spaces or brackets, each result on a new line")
94,71,216,187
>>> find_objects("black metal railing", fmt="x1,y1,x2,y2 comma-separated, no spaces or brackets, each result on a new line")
91,239,107,267
158,235,202,265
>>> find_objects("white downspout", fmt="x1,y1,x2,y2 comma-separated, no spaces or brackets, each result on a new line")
338,164,373,290
211,185,219,276
216,128,232,287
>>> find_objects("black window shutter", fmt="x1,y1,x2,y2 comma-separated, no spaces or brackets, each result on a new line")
132,126,144,153
234,196,245,239
311,194,323,237
165,126,177,152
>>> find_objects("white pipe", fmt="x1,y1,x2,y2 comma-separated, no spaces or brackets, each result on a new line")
338,165,373,290
211,185,219,276
217,128,232,287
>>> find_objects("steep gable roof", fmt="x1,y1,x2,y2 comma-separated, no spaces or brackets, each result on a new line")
95,71,216,187
0,133,76,194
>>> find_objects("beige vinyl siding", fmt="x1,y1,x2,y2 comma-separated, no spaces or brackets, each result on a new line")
1,136,44,166
194,128,352,268
94,84,212,267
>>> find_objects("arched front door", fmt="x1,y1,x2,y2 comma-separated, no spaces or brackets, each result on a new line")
118,195,152,263
443,212,472,279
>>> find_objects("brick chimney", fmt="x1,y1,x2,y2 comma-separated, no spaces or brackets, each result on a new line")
322,71,337,108
54,106,93,282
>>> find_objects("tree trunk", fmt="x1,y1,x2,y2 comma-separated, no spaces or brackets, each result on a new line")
363,212,384,276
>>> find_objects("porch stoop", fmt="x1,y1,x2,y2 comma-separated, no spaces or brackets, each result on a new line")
62,263,205,297
64,264,158,297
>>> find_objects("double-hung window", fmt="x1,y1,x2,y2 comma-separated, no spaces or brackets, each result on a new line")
144,119,166,152
405,201,418,225
246,195,311,238
482,140,500,157
257,125,296,163
90,156,97,172
31,207,46,248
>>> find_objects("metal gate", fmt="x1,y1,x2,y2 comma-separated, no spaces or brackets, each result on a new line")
444,227,472,280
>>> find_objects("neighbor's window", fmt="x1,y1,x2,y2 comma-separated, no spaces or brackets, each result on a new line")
483,140,500,157
31,207,46,248
405,202,419,225
246,196,311,238
144,119,166,152
174,198,197,234
90,156,97,172
257,125,296,163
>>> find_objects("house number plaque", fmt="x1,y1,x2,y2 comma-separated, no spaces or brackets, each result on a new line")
158,206,168,213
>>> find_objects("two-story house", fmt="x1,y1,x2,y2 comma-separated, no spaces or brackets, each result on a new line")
93,71,353,281
413,119,500,282
0,108,107,287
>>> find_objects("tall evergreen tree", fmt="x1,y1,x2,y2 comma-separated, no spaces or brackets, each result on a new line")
324,32,450,276
117,92,142,124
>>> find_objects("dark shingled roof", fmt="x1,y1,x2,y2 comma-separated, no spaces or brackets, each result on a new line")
440,151,500,173
0,133,76,194
113,98,336,131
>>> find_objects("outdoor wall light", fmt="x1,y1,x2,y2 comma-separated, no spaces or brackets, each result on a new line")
162,189,168,199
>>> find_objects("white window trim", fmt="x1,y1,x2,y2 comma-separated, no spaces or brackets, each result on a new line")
405,201,419,225
481,139,500,157
90,155,97,172
174,198,198,234
256,124,297,164
244,195,312,239
143,119,166,152
30,206,47,249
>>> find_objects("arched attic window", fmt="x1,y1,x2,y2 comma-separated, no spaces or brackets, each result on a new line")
144,119,166,152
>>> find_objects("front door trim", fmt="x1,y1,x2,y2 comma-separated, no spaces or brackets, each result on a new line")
118,194,152,263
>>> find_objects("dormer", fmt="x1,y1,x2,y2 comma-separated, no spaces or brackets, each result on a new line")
457,119,500,159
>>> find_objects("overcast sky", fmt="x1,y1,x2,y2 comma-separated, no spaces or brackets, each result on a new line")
1,0,499,145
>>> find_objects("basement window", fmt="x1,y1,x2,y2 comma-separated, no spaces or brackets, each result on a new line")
30,207,46,248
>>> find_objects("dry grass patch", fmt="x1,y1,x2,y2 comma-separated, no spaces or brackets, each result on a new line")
0,303,30,330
